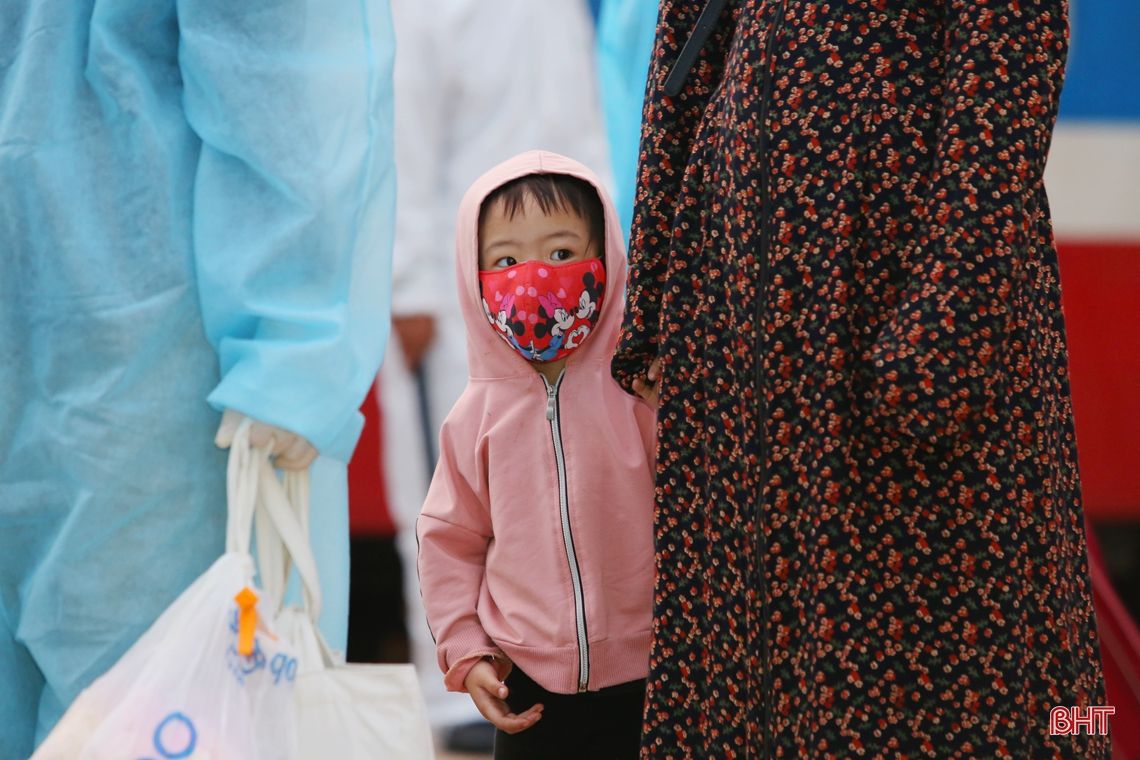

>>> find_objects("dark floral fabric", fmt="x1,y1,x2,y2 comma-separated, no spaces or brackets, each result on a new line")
613,1,1109,757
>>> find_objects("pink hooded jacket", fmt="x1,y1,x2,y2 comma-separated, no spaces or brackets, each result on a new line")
416,151,656,695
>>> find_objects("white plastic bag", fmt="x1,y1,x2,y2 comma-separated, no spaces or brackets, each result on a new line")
255,465,435,760
32,422,301,760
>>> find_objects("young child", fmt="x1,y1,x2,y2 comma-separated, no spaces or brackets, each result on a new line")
416,151,656,760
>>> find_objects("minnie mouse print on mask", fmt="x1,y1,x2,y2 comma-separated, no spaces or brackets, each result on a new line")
479,258,605,363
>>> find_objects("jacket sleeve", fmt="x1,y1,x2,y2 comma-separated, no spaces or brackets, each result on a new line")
178,1,397,462
610,1,727,394
416,418,506,692
866,0,1068,448
389,0,451,320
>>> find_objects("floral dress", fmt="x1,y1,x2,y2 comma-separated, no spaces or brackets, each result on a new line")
612,1,1109,757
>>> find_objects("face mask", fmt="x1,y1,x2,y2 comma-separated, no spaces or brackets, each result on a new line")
478,258,606,363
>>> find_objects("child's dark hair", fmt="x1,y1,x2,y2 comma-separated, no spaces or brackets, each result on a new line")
479,173,605,250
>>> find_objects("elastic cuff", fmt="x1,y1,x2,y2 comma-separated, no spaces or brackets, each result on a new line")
444,648,509,693
208,376,363,462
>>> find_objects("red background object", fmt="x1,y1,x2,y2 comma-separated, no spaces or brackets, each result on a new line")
1058,242,1140,519
1086,522,1140,758
347,378,397,537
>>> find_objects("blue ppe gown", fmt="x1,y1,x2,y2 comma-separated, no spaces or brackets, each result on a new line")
0,2,395,755
596,0,658,241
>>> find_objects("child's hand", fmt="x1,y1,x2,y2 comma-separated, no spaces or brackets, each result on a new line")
632,358,662,408
464,659,544,734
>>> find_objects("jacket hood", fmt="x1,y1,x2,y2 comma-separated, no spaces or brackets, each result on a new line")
455,150,626,380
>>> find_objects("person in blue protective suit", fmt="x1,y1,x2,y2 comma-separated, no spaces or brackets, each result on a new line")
0,2,395,756
596,0,659,240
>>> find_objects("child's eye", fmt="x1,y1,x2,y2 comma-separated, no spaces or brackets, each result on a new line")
494,256,517,268
551,249,574,262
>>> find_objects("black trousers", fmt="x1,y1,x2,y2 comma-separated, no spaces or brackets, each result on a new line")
493,667,646,760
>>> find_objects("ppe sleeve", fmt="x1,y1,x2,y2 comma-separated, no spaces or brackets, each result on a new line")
390,1,451,319
597,0,659,239
178,1,397,462
416,419,504,692
866,0,1068,449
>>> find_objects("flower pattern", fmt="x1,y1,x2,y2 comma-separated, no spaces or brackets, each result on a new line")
613,1,1108,757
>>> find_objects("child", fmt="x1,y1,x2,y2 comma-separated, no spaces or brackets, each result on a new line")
416,151,656,760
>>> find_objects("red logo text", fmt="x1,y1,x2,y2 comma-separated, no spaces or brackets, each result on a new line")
1049,706,1114,736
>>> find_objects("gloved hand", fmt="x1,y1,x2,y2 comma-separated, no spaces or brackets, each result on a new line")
214,409,318,470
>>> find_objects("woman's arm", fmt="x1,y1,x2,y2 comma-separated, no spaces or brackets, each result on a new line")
612,0,732,393
867,0,1069,447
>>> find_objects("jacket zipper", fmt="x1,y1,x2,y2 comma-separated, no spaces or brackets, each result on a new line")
754,3,787,758
543,371,590,692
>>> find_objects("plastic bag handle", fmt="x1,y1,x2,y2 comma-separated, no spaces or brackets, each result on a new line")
225,418,260,554
257,466,342,667
225,418,323,622
256,461,323,622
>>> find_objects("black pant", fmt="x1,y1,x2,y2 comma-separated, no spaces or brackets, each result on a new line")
493,667,645,760
345,536,408,664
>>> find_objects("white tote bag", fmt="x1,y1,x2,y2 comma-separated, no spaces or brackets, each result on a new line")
255,457,436,760
32,422,301,760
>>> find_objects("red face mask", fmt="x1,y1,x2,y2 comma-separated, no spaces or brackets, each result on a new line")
478,258,606,363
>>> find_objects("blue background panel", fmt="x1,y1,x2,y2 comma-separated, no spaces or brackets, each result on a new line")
1061,0,1140,120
